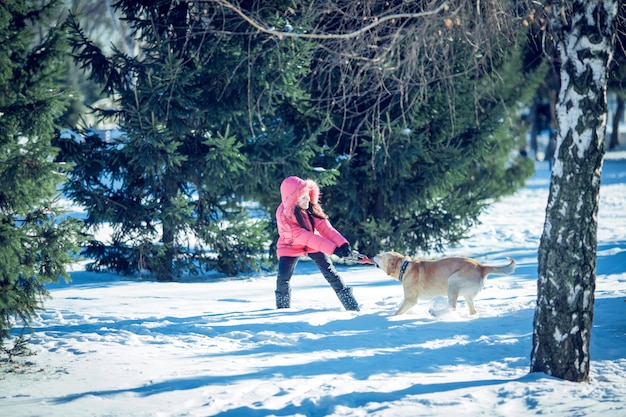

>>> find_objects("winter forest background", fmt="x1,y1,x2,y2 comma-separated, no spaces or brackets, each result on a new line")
1,0,625,395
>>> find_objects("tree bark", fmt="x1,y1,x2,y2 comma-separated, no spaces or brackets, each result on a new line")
531,0,618,382
609,95,624,149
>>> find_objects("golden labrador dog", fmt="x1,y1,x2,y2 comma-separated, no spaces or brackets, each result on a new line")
372,251,516,315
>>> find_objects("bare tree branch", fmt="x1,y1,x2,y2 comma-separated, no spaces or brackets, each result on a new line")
209,0,451,40
191,1,536,158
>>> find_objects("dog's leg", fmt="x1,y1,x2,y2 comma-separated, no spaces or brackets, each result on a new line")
465,296,477,315
394,284,419,315
448,288,459,311
395,298,417,315
447,273,466,312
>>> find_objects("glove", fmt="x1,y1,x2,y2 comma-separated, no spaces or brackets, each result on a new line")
333,243,352,258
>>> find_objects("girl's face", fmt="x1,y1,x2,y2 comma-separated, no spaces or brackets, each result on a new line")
297,193,310,209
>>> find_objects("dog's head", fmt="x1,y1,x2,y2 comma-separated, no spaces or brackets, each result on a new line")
372,251,409,279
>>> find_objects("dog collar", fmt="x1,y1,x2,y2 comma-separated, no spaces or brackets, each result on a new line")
398,260,410,282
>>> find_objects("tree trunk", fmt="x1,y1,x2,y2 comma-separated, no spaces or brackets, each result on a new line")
609,95,624,150
528,99,539,158
158,175,178,281
531,0,618,382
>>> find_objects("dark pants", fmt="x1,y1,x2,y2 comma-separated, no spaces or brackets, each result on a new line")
276,252,347,294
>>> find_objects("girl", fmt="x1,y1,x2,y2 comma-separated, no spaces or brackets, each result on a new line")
274,176,359,311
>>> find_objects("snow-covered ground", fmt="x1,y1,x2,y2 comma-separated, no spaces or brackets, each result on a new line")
2,151,626,417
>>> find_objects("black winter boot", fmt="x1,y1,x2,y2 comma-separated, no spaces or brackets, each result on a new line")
275,290,291,309
336,287,360,311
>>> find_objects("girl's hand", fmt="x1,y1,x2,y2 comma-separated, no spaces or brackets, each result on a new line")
333,243,352,258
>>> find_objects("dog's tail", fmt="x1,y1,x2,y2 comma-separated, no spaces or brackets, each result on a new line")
484,258,516,276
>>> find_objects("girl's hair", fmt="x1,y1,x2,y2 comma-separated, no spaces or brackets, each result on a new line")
294,202,327,231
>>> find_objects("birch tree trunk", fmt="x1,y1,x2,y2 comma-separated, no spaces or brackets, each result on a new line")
531,0,618,382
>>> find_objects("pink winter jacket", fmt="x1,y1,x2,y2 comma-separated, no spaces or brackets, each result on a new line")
276,176,349,258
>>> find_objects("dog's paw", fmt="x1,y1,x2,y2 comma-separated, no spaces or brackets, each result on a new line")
428,306,452,317
428,297,453,317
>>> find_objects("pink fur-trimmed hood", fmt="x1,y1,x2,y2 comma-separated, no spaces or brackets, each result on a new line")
279,176,320,218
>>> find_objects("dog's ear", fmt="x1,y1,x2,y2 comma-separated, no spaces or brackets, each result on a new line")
377,252,394,276
387,254,401,276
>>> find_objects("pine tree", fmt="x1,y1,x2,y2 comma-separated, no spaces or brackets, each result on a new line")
304,4,542,256
60,0,322,279
190,1,543,258
60,0,546,276
0,0,82,342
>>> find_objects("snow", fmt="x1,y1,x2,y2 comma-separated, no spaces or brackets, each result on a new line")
2,151,626,417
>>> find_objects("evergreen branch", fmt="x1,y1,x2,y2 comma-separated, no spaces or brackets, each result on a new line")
65,10,123,95
1,334,33,362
